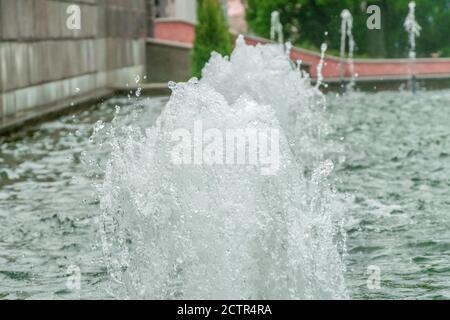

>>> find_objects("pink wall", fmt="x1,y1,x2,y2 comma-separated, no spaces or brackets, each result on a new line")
154,20,450,80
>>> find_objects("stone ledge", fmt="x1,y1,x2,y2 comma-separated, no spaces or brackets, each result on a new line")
112,83,171,96
0,88,114,136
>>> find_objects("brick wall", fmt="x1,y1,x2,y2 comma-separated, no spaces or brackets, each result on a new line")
0,0,148,120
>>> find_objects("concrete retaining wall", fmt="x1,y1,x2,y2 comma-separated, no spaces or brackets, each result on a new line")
0,0,148,121
153,19,450,86
146,38,192,82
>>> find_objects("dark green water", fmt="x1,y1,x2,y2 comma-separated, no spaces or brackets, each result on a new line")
0,91,449,299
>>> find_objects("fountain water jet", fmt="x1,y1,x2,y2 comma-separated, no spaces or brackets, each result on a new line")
270,11,284,44
315,43,328,90
92,36,348,300
339,9,356,93
404,1,421,93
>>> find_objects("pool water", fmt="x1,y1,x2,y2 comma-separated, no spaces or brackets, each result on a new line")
0,91,449,300
330,91,450,300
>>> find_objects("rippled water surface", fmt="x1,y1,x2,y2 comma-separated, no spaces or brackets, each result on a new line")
0,91,449,299
329,91,450,300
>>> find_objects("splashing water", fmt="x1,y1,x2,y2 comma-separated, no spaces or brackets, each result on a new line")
340,9,356,91
91,36,348,299
270,11,284,44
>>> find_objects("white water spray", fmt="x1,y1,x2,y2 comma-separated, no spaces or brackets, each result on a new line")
339,9,356,91
92,37,348,300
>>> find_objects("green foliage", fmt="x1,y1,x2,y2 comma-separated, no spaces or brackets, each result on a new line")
192,0,232,77
246,0,450,58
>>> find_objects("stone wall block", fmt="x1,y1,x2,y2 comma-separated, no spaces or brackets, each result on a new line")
47,0,62,38
34,0,49,39
0,0,19,40
17,0,35,39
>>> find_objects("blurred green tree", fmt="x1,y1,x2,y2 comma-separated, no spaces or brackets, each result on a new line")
192,0,232,77
246,0,450,58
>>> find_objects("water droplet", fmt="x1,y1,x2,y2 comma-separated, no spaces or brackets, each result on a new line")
136,87,142,97
168,81,177,90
